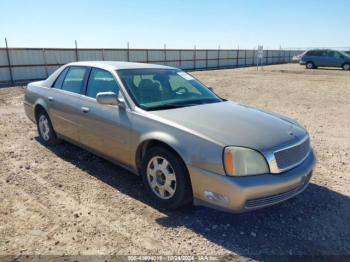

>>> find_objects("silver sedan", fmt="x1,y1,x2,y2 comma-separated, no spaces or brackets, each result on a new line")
24,61,315,213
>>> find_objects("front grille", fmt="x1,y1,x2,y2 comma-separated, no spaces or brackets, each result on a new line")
274,137,310,170
245,172,311,209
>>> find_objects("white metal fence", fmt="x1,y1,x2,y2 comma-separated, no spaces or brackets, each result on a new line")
0,47,302,86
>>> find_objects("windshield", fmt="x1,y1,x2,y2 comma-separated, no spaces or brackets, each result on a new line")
117,69,222,110
340,51,350,57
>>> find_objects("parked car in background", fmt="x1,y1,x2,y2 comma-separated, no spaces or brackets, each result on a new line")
299,49,350,70
292,51,307,62
24,61,315,213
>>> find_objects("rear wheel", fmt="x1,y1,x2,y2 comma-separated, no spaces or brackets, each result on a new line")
306,61,315,69
141,146,193,209
36,109,60,146
343,63,350,71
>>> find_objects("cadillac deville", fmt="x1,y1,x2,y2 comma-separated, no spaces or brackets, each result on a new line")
24,61,315,212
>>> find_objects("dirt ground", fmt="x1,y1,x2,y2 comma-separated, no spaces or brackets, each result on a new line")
0,64,349,259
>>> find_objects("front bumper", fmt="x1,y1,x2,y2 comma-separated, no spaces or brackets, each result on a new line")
188,150,315,213
299,60,306,65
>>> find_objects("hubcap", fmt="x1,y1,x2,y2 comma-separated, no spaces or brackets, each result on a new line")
344,64,350,70
146,156,176,200
307,63,313,69
38,115,50,141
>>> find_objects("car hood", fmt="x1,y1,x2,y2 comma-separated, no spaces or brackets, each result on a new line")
151,101,307,152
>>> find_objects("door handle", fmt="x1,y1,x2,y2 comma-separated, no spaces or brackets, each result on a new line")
48,96,54,102
81,107,90,113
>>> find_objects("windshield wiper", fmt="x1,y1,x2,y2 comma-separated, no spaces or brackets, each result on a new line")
146,98,222,111
147,103,197,111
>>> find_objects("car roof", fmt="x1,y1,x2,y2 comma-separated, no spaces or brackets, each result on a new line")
307,49,329,51
67,61,176,70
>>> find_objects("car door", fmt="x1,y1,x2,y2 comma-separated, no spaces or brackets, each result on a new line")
327,51,344,67
77,67,133,166
312,50,328,67
48,66,89,143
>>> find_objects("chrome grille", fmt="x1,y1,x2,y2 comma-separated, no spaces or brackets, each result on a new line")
274,137,310,170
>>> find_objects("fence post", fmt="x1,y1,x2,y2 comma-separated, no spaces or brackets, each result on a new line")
289,49,292,62
266,49,269,65
236,46,239,68
193,45,196,70
252,48,255,66
205,49,208,70
284,49,287,63
164,44,167,65
217,45,220,69
102,49,105,61
127,42,130,62
179,49,182,69
75,40,79,61
42,48,49,78
5,38,14,86
244,49,247,67
146,49,149,63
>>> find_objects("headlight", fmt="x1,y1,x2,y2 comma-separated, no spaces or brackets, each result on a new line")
223,147,269,176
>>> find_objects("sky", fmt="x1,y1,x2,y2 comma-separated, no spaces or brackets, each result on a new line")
0,0,349,49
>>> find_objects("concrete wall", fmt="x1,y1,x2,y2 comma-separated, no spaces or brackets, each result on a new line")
0,47,302,86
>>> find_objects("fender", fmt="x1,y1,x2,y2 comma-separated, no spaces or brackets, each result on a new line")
137,130,191,166
33,98,50,119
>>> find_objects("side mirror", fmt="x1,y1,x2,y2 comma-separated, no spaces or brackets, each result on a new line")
96,92,126,108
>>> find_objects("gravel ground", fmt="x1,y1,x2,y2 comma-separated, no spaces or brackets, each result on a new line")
0,64,349,259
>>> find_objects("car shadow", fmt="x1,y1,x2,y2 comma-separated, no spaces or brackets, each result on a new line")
39,138,350,258
308,67,348,72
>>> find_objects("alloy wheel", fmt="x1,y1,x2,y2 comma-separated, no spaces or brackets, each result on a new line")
306,62,313,69
146,156,177,199
38,114,50,141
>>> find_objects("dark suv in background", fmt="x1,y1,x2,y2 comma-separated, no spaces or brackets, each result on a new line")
299,49,350,70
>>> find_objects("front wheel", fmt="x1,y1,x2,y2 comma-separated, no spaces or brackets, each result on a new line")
343,63,350,71
306,61,315,69
36,110,60,146
141,147,193,209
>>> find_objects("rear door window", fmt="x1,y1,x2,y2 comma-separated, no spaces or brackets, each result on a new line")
306,50,327,57
306,51,316,56
61,67,88,94
319,50,328,57
86,68,120,98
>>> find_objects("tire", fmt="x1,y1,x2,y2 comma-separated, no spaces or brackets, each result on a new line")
140,146,193,209
36,109,60,146
343,63,350,71
306,61,315,69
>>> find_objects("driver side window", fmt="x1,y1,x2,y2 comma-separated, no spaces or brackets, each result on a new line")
328,51,342,58
86,68,119,98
